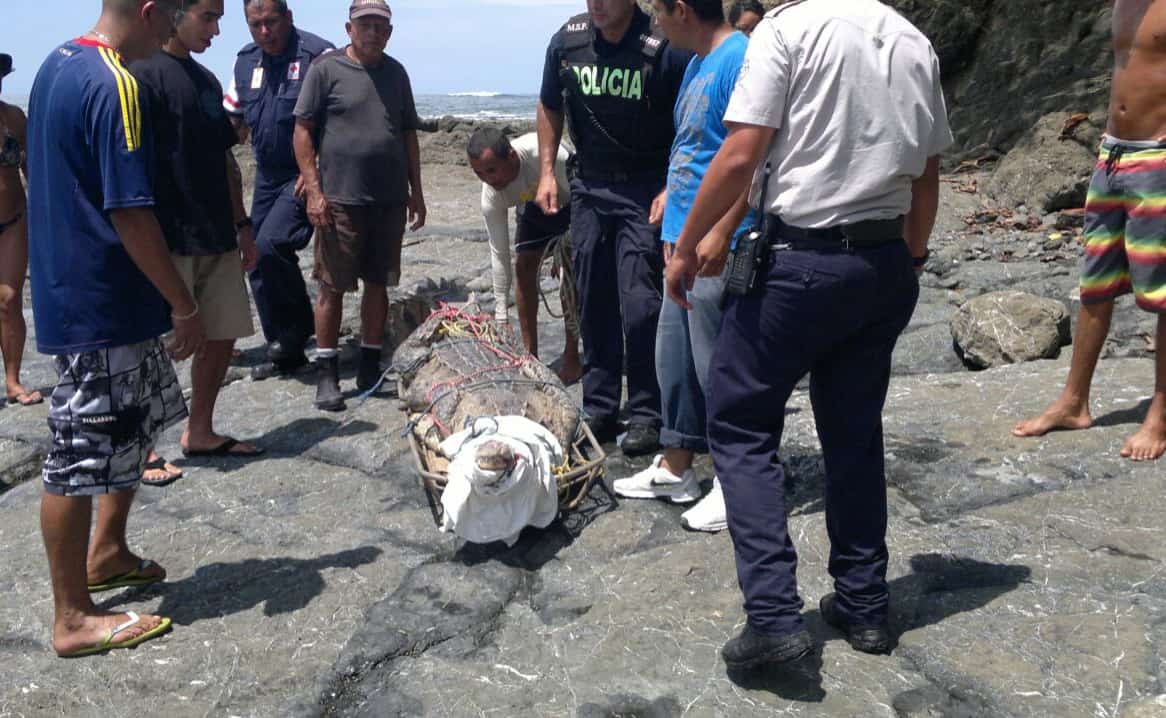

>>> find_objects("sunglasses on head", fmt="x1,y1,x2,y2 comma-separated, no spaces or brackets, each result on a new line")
0,54,12,78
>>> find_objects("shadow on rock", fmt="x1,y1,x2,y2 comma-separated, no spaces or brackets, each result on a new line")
577,694,685,717
177,417,379,472
806,553,1031,653
1092,398,1152,429
102,546,383,624
454,480,618,571
725,650,827,704
726,554,1028,703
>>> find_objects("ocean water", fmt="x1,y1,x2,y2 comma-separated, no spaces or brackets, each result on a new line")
3,92,537,121
415,92,538,121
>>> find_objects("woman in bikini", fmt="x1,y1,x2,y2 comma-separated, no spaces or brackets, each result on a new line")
0,53,42,407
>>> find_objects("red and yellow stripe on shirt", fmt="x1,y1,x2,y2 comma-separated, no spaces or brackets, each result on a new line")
95,46,142,152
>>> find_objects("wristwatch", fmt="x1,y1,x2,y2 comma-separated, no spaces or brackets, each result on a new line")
911,250,930,268
234,216,253,230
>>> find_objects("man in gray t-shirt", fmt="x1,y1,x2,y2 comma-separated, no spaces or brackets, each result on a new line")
293,0,425,412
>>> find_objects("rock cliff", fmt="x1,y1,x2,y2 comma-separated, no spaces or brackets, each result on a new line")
738,1,1112,158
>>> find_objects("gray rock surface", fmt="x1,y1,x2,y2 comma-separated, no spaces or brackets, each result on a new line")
3,167,1165,718
951,290,1072,368
985,112,1103,212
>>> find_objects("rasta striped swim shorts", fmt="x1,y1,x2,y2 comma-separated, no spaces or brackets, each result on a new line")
1080,137,1166,312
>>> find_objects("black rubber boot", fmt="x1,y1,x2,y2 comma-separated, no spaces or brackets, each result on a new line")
356,347,383,393
315,354,346,412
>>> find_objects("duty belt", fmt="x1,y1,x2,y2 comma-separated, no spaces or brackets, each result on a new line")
767,216,905,250
571,158,664,185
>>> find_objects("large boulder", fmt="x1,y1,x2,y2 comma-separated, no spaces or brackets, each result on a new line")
951,290,1071,368
985,111,1102,211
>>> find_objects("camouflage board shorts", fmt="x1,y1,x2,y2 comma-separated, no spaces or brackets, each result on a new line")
43,339,187,496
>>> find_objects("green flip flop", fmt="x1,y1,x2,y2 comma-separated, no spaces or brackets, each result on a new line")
87,559,166,592
58,612,172,658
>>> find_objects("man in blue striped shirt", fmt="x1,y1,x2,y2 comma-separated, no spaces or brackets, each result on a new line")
27,0,204,658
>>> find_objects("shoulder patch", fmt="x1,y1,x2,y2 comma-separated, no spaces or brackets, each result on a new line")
564,12,590,34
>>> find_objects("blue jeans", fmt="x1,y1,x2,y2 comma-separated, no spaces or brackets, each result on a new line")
708,240,918,635
656,268,726,452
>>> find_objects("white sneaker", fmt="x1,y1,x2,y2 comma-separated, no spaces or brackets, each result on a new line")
681,477,728,532
612,455,702,503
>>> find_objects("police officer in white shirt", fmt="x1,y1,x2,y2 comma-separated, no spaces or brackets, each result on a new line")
666,0,953,670
468,129,581,383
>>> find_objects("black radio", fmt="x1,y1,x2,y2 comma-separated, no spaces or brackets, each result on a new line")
723,163,772,302
723,227,769,299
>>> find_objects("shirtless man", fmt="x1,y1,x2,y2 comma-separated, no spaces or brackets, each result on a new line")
0,53,42,408
1014,0,1166,462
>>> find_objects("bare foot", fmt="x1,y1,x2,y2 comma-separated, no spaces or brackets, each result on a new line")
53,611,169,656
1012,399,1093,437
556,357,583,386
1120,418,1166,461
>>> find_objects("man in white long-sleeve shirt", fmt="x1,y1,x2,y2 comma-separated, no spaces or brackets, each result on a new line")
469,128,581,383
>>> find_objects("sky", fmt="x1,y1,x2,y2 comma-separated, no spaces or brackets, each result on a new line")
0,0,586,100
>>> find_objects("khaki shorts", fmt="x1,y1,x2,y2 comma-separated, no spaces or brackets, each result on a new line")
172,250,255,341
313,203,406,293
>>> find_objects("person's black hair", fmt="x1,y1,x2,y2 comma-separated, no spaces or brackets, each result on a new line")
657,0,724,23
467,127,513,161
244,0,288,15
728,0,765,26
0,54,12,79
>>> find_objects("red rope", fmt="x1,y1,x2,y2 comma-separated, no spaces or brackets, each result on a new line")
421,303,535,436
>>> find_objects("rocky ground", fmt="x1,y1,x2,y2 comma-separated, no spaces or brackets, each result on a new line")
1,142,1164,717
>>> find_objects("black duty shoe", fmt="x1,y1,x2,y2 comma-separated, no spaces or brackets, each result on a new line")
621,423,660,457
585,416,621,444
721,625,814,669
251,348,309,381
357,347,383,393
819,593,892,655
315,355,346,412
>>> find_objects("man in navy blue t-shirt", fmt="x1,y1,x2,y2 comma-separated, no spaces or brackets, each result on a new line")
27,0,206,658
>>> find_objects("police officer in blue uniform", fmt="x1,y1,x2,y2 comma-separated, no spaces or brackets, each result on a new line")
667,2,953,669
223,0,333,377
536,0,692,456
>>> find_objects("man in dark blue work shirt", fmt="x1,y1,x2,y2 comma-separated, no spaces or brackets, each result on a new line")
223,0,333,378
535,0,692,456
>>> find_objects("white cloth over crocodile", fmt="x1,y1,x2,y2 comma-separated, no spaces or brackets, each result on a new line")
438,416,563,545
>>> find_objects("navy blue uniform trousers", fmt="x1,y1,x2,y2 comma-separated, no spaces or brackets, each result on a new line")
570,177,664,428
249,171,315,352
707,239,918,636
